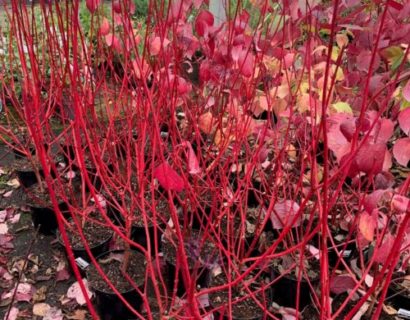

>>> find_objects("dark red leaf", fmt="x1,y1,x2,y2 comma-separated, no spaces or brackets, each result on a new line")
353,142,386,176
330,274,356,294
153,162,185,192
195,10,214,36
86,0,101,13
340,119,356,141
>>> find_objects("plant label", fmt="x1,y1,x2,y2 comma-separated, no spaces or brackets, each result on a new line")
398,309,410,319
75,257,90,270
343,250,352,258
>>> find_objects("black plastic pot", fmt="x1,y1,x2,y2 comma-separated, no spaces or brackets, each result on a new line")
87,250,145,320
130,224,163,255
57,229,113,276
271,269,318,309
166,260,209,297
213,311,266,320
16,170,42,188
328,240,356,268
30,202,68,235
108,208,165,256
386,274,410,311
209,267,274,320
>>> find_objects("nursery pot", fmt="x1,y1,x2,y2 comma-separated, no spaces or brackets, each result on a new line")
386,273,410,312
87,250,146,320
109,191,171,256
30,202,68,235
165,260,209,297
270,271,316,309
162,229,218,297
16,170,42,188
57,220,113,276
270,260,320,309
209,266,273,320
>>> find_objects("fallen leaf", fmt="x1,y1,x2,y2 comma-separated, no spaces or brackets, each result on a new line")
3,190,13,198
33,303,51,317
270,200,301,229
0,224,8,235
44,307,64,320
67,309,87,320
6,179,20,189
3,306,19,320
67,280,93,306
330,274,356,294
33,286,47,302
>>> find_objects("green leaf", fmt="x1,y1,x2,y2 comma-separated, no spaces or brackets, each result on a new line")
331,102,353,115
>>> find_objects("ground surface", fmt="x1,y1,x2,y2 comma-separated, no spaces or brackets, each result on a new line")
0,144,91,320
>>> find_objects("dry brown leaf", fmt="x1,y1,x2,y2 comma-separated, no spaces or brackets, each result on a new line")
33,286,47,303
67,309,88,320
33,303,51,316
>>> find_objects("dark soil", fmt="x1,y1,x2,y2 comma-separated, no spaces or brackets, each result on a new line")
108,190,171,228
162,229,219,269
272,250,321,281
209,269,272,319
216,206,266,239
331,293,399,320
389,273,410,299
86,251,146,293
60,217,113,250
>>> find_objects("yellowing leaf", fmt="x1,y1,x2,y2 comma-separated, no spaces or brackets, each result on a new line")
331,46,340,62
198,112,215,134
359,212,376,242
380,46,403,64
330,102,353,115
336,33,349,48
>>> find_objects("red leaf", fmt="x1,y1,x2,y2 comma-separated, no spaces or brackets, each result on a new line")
371,119,394,143
112,0,121,13
403,80,410,101
86,0,101,13
238,50,254,78
99,18,110,36
105,33,121,51
353,142,386,176
373,234,394,264
393,137,410,166
364,190,392,213
398,108,410,136
153,162,185,192
180,142,201,174
340,119,356,142
359,211,377,241
330,274,356,294
150,36,170,56
270,200,301,229
195,11,214,37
